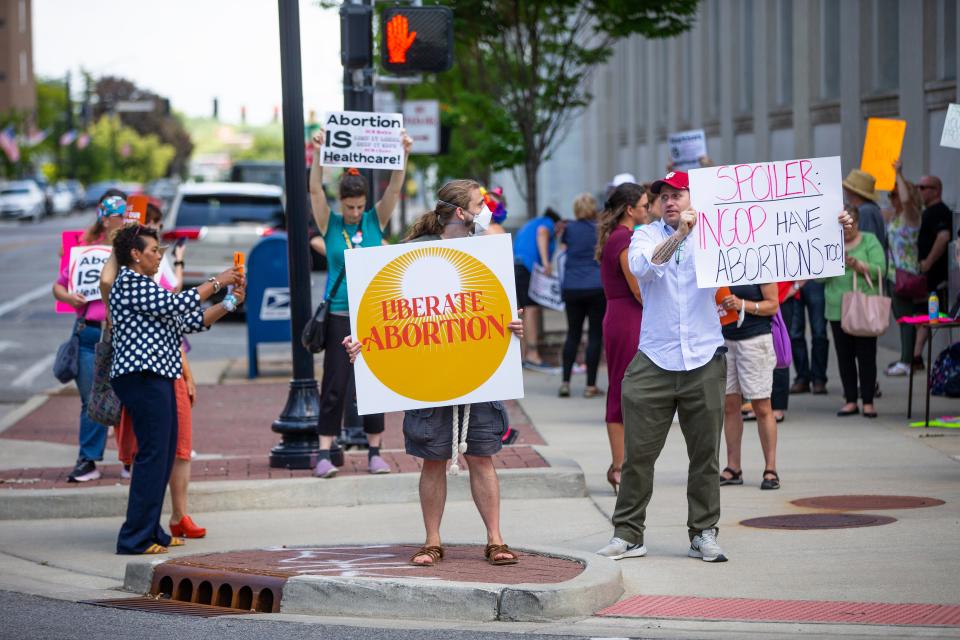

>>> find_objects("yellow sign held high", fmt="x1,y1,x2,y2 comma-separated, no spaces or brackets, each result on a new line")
860,118,906,192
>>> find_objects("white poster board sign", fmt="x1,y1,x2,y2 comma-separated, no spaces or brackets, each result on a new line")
403,100,440,154
319,110,404,170
346,234,523,415
668,129,708,170
690,156,846,288
68,245,111,302
940,103,960,150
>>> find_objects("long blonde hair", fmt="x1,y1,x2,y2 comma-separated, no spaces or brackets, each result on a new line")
404,179,481,241
596,183,645,261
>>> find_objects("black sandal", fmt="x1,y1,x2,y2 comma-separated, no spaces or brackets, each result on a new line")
760,470,780,490
719,467,743,486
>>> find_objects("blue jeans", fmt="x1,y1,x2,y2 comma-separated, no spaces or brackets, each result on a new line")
76,322,108,462
782,283,829,385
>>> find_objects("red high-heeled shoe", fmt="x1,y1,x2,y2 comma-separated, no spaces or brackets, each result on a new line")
170,515,206,538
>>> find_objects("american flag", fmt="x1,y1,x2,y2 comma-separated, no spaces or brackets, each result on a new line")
76,133,90,150
24,127,48,147
0,126,19,162
59,129,77,146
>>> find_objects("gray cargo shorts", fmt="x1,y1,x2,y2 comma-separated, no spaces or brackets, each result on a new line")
402,401,509,460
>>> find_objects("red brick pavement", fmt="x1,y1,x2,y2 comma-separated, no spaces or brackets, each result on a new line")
0,384,548,490
161,544,584,584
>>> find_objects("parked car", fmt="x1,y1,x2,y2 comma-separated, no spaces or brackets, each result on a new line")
81,181,120,209
229,161,284,189
50,182,77,215
161,182,285,290
0,181,46,222
63,179,85,206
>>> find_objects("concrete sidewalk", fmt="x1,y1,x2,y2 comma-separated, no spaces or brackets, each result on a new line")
0,342,959,636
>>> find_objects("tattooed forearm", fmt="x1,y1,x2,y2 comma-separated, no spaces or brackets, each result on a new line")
651,234,684,265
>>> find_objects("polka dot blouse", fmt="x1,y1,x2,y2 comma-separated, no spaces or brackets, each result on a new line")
109,267,209,380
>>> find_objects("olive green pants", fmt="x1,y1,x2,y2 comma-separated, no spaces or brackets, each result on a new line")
613,349,727,545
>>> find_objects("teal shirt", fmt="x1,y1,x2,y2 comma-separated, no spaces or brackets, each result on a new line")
324,208,384,313
824,232,886,322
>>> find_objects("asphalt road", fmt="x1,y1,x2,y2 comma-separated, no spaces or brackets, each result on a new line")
0,210,326,417
0,590,623,640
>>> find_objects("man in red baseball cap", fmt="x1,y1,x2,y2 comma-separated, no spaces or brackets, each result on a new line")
596,169,731,564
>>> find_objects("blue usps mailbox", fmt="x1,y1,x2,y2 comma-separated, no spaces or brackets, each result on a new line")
246,233,292,378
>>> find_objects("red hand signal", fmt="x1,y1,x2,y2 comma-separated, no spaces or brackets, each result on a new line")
386,14,417,64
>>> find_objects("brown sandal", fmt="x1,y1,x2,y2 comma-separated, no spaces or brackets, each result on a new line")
484,543,519,566
409,545,444,566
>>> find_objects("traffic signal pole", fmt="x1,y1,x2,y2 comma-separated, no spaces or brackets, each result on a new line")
270,0,321,469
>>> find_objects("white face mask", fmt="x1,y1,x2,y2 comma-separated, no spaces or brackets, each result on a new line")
472,204,493,232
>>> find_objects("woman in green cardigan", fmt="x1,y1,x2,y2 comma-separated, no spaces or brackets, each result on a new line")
824,205,887,418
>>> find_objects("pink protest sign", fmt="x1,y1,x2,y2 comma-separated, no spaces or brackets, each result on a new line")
56,230,86,313
690,156,846,288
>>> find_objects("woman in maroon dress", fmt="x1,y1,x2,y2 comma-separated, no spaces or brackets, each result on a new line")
596,182,649,494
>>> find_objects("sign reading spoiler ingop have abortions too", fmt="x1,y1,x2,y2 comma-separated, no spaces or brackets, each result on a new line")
320,110,404,171
690,156,845,288
345,234,523,415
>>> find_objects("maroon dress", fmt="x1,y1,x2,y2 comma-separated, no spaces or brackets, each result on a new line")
601,225,643,423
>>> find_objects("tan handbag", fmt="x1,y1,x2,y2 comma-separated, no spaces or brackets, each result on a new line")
840,268,891,337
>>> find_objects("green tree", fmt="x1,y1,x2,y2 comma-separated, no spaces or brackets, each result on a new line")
73,115,175,184
400,0,699,216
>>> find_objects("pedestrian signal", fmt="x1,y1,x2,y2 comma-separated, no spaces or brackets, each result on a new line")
381,6,453,74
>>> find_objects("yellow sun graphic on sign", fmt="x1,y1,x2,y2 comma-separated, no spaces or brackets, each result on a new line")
356,246,511,402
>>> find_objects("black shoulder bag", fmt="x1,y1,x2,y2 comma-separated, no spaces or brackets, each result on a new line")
301,269,346,354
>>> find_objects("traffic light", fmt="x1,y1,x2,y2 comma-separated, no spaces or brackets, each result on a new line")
341,4,373,69
381,6,454,74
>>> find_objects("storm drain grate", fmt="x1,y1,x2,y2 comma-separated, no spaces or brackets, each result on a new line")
151,563,286,613
740,513,897,530
791,495,945,510
80,596,250,618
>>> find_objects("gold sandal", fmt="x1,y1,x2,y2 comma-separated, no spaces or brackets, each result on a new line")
409,545,444,566
141,543,168,555
167,537,185,547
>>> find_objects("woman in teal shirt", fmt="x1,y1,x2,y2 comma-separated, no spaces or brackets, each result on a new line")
824,206,886,419
308,128,413,478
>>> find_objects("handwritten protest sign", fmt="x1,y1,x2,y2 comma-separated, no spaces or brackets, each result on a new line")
346,234,523,415
690,156,846,288
668,129,708,170
403,100,440,155
940,103,960,150
68,245,112,302
319,110,404,171
860,118,906,191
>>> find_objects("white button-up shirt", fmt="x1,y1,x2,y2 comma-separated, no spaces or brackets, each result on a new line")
628,220,723,372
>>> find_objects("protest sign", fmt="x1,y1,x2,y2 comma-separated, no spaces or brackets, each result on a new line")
68,245,112,302
860,118,906,191
668,129,708,171
56,230,86,313
403,100,440,154
319,110,404,171
690,156,846,288
346,234,523,415
940,103,960,150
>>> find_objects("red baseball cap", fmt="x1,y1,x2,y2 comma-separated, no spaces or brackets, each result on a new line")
651,171,689,194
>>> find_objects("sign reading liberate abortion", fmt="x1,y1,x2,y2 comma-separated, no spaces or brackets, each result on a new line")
346,234,523,415
319,111,405,171
690,156,845,288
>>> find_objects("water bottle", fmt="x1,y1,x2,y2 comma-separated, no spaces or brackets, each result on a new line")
928,292,940,323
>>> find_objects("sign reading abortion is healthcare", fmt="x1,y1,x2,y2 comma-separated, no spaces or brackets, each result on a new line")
690,156,846,288
346,234,524,415
320,110,405,171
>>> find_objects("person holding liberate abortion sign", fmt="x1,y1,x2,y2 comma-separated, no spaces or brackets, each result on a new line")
308,128,413,478
596,171,854,563
343,180,523,567
52,192,126,483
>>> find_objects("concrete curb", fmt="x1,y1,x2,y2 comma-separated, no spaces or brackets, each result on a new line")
0,449,586,520
123,544,621,622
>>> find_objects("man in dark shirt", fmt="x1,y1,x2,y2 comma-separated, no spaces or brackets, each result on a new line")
915,175,954,362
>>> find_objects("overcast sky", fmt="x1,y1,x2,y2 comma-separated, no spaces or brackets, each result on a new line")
33,0,344,125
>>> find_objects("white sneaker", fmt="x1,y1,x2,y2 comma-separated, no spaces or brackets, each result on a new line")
596,537,647,560
885,362,911,377
688,528,728,562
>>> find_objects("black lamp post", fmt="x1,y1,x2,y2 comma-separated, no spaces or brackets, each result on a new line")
270,0,321,469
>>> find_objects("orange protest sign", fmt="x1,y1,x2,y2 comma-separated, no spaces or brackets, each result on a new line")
234,251,245,275
860,118,906,192
125,194,149,225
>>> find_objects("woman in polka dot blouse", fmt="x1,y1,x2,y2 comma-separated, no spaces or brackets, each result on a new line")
108,225,245,555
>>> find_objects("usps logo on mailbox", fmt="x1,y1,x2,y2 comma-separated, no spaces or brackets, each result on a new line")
260,287,291,321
